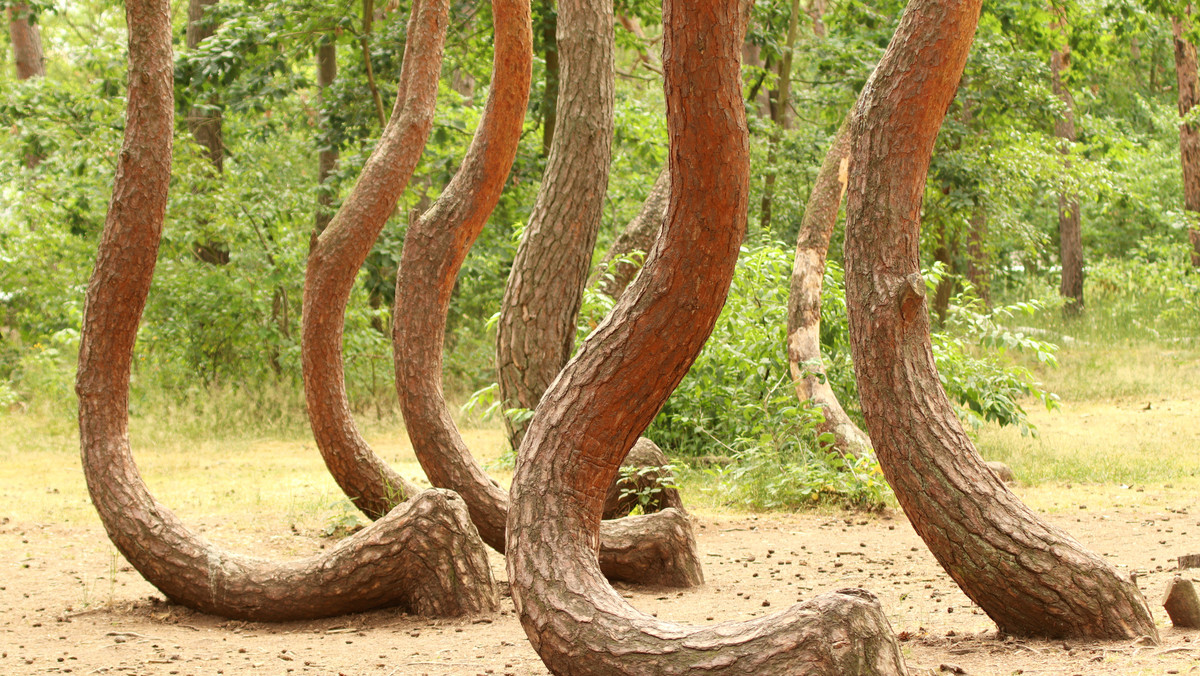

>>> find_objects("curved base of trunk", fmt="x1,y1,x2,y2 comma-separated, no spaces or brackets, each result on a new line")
598,508,703,588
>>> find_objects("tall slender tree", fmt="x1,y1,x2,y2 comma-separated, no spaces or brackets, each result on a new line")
312,40,339,248
7,3,44,80
186,0,224,172
1051,4,1083,314
1173,9,1200,267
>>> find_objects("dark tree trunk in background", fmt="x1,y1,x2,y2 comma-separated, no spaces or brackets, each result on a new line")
186,0,224,172
505,0,906,672
759,0,801,235
392,1,701,587
588,166,669,299
75,0,497,622
966,205,989,303
787,116,871,458
302,0,449,519
1051,9,1083,314
844,0,1158,640
312,41,339,248
538,0,559,155
8,3,44,80
1173,12,1200,267
496,0,614,450
932,233,956,324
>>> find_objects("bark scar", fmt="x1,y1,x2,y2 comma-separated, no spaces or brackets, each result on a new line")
898,272,926,324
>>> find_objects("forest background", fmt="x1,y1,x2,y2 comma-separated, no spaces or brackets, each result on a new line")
2,0,1200,509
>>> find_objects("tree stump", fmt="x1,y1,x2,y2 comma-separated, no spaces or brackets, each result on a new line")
1179,554,1200,570
1163,577,1200,628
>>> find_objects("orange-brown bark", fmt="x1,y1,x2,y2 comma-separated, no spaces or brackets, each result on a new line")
786,116,871,458
496,0,615,449
391,0,702,587
504,0,905,671
7,3,44,80
301,0,449,519
76,0,496,622
843,0,1157,640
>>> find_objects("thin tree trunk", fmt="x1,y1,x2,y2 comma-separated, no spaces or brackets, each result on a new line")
301,0,450,519
7,3,44,80
844,0,1158,640
1051,9,1083,314
966,205,989,303
360,0,388,127
538,0,559,155
505,1,906,671
186,0,224,172
787,116,871,458
588,166,669,299
496,0,614,449
76,0,497,622
391,0,701,587
312,41,339,248
932,234,956,324
1173,12,1200,267
759,0,801,235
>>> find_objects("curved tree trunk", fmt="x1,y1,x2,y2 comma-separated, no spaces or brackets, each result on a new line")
391,0,702,588
589,166,669,299
1172,12,1200,268
301,0,449,519
843,0,1157,641
8,3,44,80
495,0,614,450
75,0,496,622
505,0,906,672
786,115,871,459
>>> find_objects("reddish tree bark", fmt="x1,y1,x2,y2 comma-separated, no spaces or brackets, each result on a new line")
787,116,872,458
588,166,669,300
505,0,906,672
7,3,44,80
1173,12,1200,267
75,0,497,621
843,0,1158,641
496,0,614,449
301,0,449,519
1051,9,1083,314
391,0,702,587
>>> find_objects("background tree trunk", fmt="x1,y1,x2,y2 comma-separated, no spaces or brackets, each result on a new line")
844,0,1158,640
312,41,339,248
7,3,44,80
1052,8,1083,314
759,0,801,235
391,1,701,587
495,0,614,449
186,0,224,172
505,0,906,672
588,166,669,299
787,116,872,458
966,205,989,303
301,0,449,519
538,0,559,155
1173,12,1200,267
76,0,497,622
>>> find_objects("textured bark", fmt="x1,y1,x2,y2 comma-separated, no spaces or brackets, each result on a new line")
312,41,339,247
496,0,614,449
1173,13,1200,268
7,3,44,80
787,116,871,459
186,0,224,172
760,0,801,234
75,0,497,622
601,437,686,520
391,3,701,587
1163,577,1200,628
301,0,449,520
506,0,906,672
844,0,1157,641
1051,11,1083,314
589,166,669,299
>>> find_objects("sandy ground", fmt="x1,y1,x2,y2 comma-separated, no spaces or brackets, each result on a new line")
2,485,1198,676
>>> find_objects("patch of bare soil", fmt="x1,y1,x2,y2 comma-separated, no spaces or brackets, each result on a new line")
2,492,1198,676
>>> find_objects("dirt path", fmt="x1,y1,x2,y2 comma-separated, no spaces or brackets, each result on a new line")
2,485,1198,676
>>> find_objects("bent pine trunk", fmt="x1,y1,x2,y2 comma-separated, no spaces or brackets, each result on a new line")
76,0,496,621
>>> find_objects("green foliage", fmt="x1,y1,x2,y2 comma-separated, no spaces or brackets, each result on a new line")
616,463,679,515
